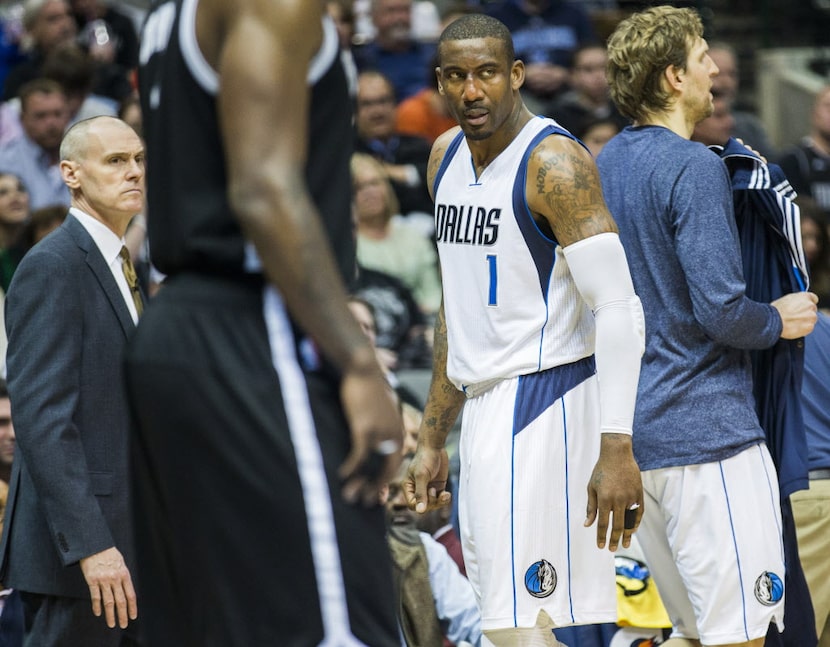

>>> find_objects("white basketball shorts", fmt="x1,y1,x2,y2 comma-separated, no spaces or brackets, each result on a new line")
636,443,785,644
457,357,617,632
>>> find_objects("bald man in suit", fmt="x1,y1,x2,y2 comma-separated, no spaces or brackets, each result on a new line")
0,116,144,646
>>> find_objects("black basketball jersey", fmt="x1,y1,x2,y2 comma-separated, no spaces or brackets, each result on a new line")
138,2,355,281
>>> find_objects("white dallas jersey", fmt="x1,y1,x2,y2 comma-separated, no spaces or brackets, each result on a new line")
433,116,595,394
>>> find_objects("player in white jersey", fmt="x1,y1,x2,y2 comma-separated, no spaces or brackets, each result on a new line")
406,14,646,647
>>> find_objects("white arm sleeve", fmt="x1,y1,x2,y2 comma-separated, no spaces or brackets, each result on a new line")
563,232,645,435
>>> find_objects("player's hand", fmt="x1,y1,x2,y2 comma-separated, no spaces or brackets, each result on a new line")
772,291,818,339
405,444,451,514
338,366,403,506
79,546,137,629
585,433,643,552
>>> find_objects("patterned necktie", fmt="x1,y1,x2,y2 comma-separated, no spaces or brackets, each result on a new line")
120,246,144,317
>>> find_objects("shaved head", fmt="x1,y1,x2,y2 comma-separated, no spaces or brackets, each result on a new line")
60,116,137,162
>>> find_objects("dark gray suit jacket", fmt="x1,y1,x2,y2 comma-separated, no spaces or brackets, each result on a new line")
0,214,136,598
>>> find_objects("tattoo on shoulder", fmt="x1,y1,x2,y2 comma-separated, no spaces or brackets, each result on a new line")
428,146,446,185
533,142,614,241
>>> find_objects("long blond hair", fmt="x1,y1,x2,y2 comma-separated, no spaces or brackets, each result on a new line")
606,6,703,123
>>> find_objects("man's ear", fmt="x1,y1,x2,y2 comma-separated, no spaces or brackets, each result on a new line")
435,67,444,95
60,160,80,190
663,64,684,93
511,59,525,91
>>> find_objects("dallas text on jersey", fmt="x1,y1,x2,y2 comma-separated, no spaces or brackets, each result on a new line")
435,204,501,245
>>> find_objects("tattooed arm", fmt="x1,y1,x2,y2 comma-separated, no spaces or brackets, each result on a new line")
404,128,467,514
526,135,617,245
527,135,645,552
405,302,465,513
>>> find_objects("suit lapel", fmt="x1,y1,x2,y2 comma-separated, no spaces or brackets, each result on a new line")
65,215,135,338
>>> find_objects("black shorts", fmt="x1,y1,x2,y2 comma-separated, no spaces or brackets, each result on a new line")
124,273,399,646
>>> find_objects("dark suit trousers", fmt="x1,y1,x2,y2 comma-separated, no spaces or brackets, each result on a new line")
20,592,141,647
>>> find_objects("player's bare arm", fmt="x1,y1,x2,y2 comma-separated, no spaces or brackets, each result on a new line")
526,135,617,246
426,126,462,201
527,134,645,551
204,0,402,502
406,301,465,514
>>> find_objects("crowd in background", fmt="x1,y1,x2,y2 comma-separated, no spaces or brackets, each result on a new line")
0,1,827,646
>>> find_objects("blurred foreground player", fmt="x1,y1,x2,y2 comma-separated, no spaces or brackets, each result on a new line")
129,1,403,644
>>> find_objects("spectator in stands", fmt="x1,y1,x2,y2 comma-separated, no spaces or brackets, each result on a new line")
327,0,359,95
0,378,23,647
0,41,115,145
2,0,75,100
396,53,456,144
42,41,116,119
708,42,776,158
382,456,481,647
0,78,70,210
488,0,596,110
574,116,619,159
691,95,736,148
415,471,465,577
348,294,400,376
355,69,434,218
0,174,29,295
778,85,830,213
353,0,436,102
117,95,141,137
545,44,627,135
347,293,428,409
351,263,433,370
352,152,442,316
69,0,139,72
0,3,28,93
799,197,830,311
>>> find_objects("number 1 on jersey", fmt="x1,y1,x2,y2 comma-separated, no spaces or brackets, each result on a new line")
487,254,498,306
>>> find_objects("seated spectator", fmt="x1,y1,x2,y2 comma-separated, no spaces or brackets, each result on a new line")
708,42,776,159
348,294,401,377
690,95,735,148
382,455,482,647
327,0,359,96
118,94,141,136
353,0,436,102
0,40,117,146
395,54,456,144
487,0,596,110
3,0,76,100
352,152,442,316
42,41,116,119
347,294,428,409
355,70,434,219
778,85,830,212
0,203,66,297
0,173,30,294
0,78,70,210
799,197,830,311
415,471,465,577
69,0,139,72
545,44,627,135
0,378,23,646
0,4,27,93
351,263,433,369
574,116,619,159
18,203,65,248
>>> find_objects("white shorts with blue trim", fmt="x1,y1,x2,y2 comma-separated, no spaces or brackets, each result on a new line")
637,443,785,644
457,358,617,632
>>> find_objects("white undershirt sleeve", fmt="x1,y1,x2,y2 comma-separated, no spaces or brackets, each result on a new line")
562,232,645,435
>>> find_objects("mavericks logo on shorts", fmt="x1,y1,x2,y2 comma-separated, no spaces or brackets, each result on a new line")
754,571,784,606
525,559,557,598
